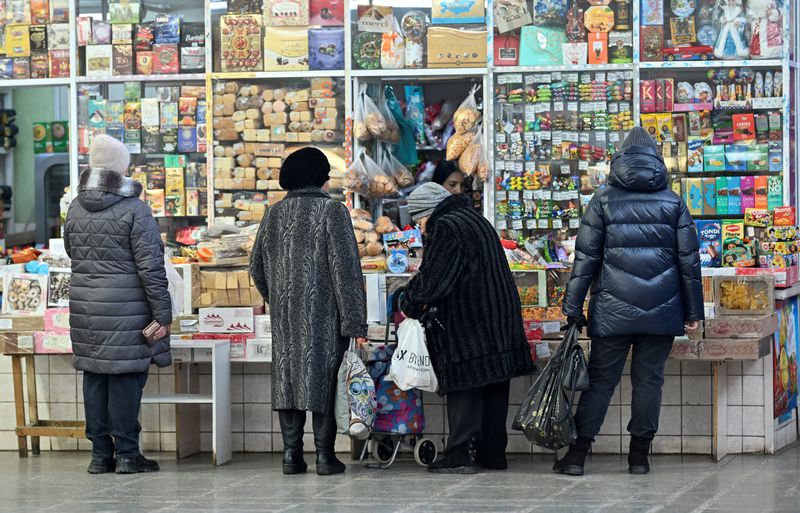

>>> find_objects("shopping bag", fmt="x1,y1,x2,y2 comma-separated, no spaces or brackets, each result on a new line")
511,324,585,450
386,318,439,393
334,343,377,439
164,253,184,317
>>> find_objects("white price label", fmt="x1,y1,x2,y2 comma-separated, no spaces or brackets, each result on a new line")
580,73,591,84
552,219,564,229
523,190,534,199
609,132,621,143
608,102,619,113
596,72,606,82
553,101,565,112
552,72,562,81
579,132,591,143
596,131,607,143
504,122,515,134
508,190,520,200
569,218,581,229
496,190,507,201
538,219,550,229
578,160,589,171
525,105,536,118
541,190,552,200
560,165,572,175
568,101,579,112
526,219,537,229
510,132,522,142
619,102,631,112
512,219,524,230
496,220,508,230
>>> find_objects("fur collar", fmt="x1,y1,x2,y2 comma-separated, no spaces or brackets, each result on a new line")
79,168,143,198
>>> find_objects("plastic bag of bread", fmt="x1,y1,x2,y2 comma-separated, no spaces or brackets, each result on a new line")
375,216,400,235
364,152,398,198
453,84,482,135
378,145,415,190
458,125,483,176
446,130,474,161
363,94,389,139
377,96,400,143
345,151,370,197
475,141,490,182
353,87,370,142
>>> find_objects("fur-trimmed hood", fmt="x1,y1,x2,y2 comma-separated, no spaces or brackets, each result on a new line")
78,168,143,212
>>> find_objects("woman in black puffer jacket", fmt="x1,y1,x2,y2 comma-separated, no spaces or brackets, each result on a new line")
555,127,704,476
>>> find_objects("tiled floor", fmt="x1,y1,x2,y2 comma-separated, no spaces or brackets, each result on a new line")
2,447,800,512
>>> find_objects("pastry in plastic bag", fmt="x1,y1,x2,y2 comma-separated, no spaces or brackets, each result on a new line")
453,84,482,134
458,126,483,176
446,131,473,161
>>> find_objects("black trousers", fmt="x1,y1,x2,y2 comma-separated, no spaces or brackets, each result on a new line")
575,335,674,440
83,370,149,459
445,380,510,462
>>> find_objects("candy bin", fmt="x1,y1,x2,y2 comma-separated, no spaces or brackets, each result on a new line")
714,274,775,316
513,270,547,308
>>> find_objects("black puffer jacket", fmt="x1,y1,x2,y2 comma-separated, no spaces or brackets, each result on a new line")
401,195,534,394
563,145,704,339
65,169,172,374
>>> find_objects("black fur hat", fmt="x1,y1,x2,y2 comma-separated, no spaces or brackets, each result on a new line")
278,147,331,190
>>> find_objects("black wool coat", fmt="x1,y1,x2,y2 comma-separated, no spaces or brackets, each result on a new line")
65,168,172,374
401,195,534,394
563,145,705,339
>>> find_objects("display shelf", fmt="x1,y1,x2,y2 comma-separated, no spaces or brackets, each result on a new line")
640,59,786,69
141,394,213,405
351,68,488,78
0,78,71,88
76,74,206,83
494,64,635,74
210,71,346,80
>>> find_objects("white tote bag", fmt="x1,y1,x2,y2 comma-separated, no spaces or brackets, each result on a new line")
387,319,439,393
163,254,184,317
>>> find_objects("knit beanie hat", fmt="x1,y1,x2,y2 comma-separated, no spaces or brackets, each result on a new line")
89,134,130,175
279,147,330,190
621,126,657,150
408,182,451,221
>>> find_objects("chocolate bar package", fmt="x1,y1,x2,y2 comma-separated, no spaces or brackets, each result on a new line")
147,165,166,189
181,46,205,71
179,96,197,123
109,0,140,24
186,188,200,216
93,20,112,45
142,126,160,153
219,14,263,72
181,22,205,47
135,23,154,50
30,0,49,24
178,127,197,153
136,51,153,74
264,27,308,71
165,194,185,217
48,50,69,77
696,220,722,267
112,24,133,45
154,13,181,44
153,44,179,74
310,0,344,26
160,128,178,153
113,45,133,76
29,25,47,52
308,28,344,70
30,52,48,79
47,23,70,50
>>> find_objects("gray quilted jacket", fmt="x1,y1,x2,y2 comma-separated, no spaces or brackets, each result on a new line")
65,168,172,374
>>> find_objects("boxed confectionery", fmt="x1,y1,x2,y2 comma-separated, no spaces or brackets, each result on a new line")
0,332,34,354
714,274,775,316
195,267,262,308
704,313,778,340
427,28,487,68
34,331,71,354
198,307,255,334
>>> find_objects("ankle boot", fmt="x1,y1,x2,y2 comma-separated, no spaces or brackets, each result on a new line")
312,412,346,476
628,436,652,475
553,437,592,476
278,410,308,475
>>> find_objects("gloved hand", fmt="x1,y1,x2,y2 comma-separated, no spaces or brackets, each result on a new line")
567,314,588,331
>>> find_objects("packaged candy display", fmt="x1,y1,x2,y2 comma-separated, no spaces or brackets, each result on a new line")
79,3,205,76
216,0,344,72
351,3,486,70
0,3,71,79
211,77,345,226
493,69,634,244
714,274,775,315
495,0,633,66
639,0,786,62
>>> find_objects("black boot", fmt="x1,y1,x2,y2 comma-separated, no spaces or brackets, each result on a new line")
553,437,592,476
116,454,159,474
278,410,308,475
628,436,652,475
87,456,115,474
312,412,345,476
428,442,478,474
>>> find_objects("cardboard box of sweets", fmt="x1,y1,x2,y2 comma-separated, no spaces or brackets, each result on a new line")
704,313,778,340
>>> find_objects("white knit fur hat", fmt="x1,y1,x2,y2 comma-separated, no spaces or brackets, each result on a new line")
89,134,130,175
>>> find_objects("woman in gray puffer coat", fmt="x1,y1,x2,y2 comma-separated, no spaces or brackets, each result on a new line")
250,147,367,477
555,127,704,477
65,135,172,476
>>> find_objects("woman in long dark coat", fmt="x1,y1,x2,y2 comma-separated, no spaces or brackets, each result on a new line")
250,148,367,476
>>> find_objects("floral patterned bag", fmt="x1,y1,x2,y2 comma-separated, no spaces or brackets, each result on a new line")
334,342,377,439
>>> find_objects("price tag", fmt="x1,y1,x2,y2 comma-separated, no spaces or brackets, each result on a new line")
541,190,552,200
596,131,607,144
552,219,563,229
508,73,522,83
578,160,589,171
510,131,522,142
552,132,563,146
504,121,515,134
496,219,508,230
609,132,621,143
568,101,579,113
526,219,538,229
508,190,520,201
596,72,606,83
580,73,591,84
495,133,507,144
523,190,534,199
496,190,507,201
619,102,631,112
514,162,524,174
552,72,562,82
608,102,619,114
560,165,572,175
579,132,590,143
553,101,565,112
525,105,536,119
569,218,581,229
512,219,524,230
565,72,579,83
597,101,608,112
538,219,550,229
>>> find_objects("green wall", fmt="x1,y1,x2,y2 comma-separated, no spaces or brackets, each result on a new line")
13,87,57,227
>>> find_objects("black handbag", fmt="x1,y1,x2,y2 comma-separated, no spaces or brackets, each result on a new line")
512,324,589,450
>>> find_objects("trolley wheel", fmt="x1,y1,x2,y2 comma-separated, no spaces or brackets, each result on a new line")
372,437,397,464
414,437,438,466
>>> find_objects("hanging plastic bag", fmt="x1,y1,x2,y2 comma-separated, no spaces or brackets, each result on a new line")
458,123,483,176
345,150,370,196
353,85,370,142
446,128,474,161
453,84,482,135
334,343,377,439
476,139,490,182
364,151,398,197
431,100,456,132
164,251,184,317
388,149,415,189
384,85,418,166
377,95,400,143
405,85,427,145
386,319,438,393
363,93,389,139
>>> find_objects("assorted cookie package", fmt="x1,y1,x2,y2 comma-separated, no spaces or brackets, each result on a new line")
2,273,47,315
